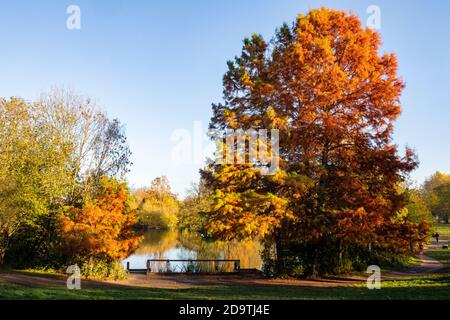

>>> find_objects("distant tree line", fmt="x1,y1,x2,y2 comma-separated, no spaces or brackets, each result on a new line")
420,172,450,224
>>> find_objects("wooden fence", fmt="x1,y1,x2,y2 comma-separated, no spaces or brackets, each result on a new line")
126,259,241,274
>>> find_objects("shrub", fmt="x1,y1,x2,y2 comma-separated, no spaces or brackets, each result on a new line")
80,258,128,280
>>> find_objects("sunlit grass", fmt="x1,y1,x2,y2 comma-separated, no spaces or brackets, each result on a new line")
435,224,450,238
0,274,449,300
426,250,450,267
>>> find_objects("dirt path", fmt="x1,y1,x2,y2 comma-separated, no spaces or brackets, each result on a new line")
0,271,367,289
111,273,368,289
383,239,447,280
407,254,445,273
0,272,67,287
0,271,127,289
383,254,445,280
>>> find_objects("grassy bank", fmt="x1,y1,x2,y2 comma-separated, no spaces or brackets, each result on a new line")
426,250,450,268
0,274,449,300
435,224,450,238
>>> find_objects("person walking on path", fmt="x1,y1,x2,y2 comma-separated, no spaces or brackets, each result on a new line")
433,232,440,244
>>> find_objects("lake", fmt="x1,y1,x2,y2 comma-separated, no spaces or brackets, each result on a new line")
123,229,262,272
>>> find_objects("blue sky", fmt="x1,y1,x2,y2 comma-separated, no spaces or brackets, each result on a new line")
0,0,449,196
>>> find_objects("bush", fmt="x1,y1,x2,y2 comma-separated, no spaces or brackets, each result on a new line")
80,258,128,280
261,239,414,278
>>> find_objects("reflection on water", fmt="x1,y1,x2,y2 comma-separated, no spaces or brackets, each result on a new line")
123,229,262,270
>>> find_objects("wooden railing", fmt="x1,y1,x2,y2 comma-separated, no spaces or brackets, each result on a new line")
126,259,241,274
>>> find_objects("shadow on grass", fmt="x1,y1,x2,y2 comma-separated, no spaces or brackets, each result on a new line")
0,274,449,300
426,250,450,268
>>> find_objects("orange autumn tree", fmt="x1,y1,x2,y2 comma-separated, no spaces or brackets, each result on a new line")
58,177,141,270
203,8,429,276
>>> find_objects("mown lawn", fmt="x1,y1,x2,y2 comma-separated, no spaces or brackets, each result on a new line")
0,274,449,300
426,250,450,267
435,224,450,238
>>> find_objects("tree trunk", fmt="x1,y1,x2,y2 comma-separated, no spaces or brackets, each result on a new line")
338,240,344,265
0,233,11,266
275,236,285,276
0,247,6,265
311,247,320,278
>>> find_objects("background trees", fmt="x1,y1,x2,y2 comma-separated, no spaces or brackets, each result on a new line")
0,89,138,275
37,89,132,204
422,172,450,224
0,97,74,264
203,8,428,276
432,184,450,224
404,187,433,225
395,172,450,228
177,181,212,232
134,176,179,229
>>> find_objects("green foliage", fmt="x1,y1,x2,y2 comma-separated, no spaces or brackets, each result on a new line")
261,239,414,278
404,187,433,225
4,216,62,268
432,183,450,224
0,97,73,264
435,224,450,237
80,258,128,280
178,182,212,232
134,176,179,229
426,250,450,267
422,172,450,223
0,89,134,275
423,172,450,196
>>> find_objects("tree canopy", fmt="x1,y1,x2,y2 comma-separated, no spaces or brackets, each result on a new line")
58,177,141,262
0,89,137,275
134,176,179,229
421,172,450,223
203,8,428,276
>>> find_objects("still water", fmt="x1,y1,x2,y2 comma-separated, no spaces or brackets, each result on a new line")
123,229,262,271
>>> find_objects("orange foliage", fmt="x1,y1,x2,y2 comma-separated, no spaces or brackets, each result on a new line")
58,178,142,261
205,8,429,259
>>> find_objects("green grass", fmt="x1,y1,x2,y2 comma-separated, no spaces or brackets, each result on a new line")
0,274,449,300
434,223,450,238
426,250,450,267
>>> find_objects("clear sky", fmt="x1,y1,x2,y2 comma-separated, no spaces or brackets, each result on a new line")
0,0,449,196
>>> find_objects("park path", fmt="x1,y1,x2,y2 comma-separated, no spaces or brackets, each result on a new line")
383,238,447,280
0,270,366,289
408,254,445,273
383,254,445,280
